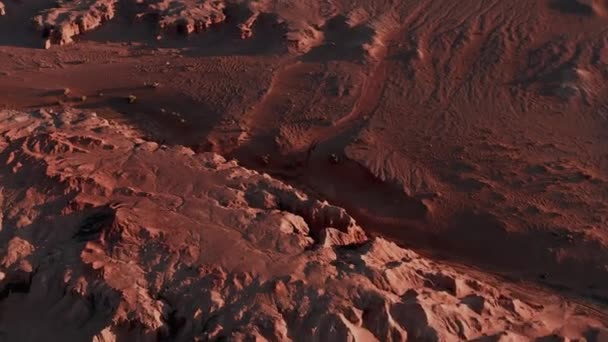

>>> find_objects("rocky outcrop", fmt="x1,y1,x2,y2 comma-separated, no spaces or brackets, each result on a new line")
32,0,117,48
0,109,605,340
143,0,227,35
27,0,385,59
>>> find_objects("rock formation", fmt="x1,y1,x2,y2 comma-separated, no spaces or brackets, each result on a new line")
32,0,117,48
0,109,605,340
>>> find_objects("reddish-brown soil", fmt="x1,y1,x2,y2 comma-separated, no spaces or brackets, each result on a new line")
0,0,607,340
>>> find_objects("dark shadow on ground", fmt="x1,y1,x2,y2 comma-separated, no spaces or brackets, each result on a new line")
549,0,594,16
75,87,222,146
301,15,375,63
0,0,57,48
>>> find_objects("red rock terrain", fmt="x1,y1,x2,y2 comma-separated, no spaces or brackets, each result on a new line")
0,108,605,341
0,0,607,340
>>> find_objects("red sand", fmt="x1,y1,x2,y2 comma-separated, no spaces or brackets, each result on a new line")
0,0,607,340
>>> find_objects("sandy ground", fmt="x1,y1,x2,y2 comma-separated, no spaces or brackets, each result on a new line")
0,0,607,340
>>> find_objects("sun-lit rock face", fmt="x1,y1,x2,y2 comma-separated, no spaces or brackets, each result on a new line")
28,0,386,59
143,0,228,35
32,0,118,48
0,109,605,340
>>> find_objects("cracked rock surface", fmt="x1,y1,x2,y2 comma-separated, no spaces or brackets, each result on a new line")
0,110,606,340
